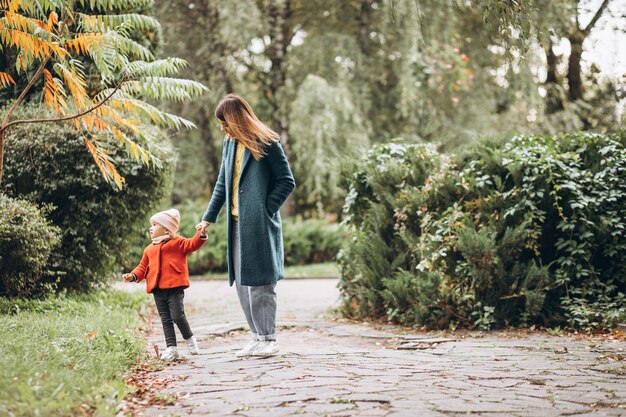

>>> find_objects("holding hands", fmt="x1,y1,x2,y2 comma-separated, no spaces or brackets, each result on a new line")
196,220,210,236
122,220,209,283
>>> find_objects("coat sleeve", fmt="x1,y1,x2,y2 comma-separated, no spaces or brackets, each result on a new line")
264,141,296,215
202,138,228,223
179,232,208,255
130,251,149,282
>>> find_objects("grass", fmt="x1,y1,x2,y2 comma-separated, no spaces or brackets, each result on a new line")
0,290,151,417
196,261,339,280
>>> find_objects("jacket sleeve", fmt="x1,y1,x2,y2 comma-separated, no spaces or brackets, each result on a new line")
130,251,149,282
179,232,208,255
264,141,296,215
202,138,228,223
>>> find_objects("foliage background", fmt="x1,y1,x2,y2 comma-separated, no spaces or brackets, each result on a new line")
0,2,624,323
2,105,174,292
155,0,624,218
338,131,626,331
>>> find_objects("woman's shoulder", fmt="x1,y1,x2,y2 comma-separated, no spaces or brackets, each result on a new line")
262,139,287,162
261,139,282,154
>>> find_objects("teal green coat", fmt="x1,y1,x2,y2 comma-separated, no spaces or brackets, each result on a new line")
202,138,296,287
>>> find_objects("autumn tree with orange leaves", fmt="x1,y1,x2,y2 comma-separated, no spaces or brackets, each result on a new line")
0,0,207,188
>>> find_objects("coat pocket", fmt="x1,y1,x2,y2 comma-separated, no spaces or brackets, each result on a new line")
168,260,183,274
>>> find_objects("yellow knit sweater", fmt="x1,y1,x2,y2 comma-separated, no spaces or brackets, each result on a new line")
231,141,245,220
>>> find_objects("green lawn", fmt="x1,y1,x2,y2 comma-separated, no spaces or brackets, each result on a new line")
196,261,339,280
0,290,150,417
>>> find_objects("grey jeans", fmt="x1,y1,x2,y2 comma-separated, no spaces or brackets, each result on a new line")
232,220,277,341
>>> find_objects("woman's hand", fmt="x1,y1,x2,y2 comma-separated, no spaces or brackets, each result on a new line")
122,273,135,282
196,220,210,235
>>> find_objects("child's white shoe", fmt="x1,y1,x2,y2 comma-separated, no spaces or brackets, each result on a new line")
186,336,199,355
251,340,279,357
235,339,261,357
160,346,179,361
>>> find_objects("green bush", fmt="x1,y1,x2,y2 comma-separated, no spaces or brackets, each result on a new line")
338,143,445,321
0,195,61,297
283,218,344,265
2,106,173,292
339,132,626,331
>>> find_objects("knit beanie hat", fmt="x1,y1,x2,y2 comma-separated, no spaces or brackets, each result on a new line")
150,209,180,235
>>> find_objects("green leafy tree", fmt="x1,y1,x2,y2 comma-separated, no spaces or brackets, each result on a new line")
154,0,263,202
154,0,623,216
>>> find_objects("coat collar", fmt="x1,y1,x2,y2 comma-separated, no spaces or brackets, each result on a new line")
241,147,251,179
228,139,252,184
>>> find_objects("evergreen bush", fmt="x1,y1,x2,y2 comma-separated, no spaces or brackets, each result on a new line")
339,132,626,331
2,106,173,292
283,218,344,265
0,195,61,297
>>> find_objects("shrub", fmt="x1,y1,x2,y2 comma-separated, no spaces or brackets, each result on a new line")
2,106,173,292
0,195,61,297
339,132,626,331
283,218,344,265
338,142,444,321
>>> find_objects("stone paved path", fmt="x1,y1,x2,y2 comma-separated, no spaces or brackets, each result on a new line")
124,279,626,417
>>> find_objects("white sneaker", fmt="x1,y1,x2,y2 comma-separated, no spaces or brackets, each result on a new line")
251,340,279,357
185,336,199,355
160,346,179,361
235,339,261,357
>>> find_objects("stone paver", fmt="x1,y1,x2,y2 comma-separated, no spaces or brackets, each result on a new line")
121,279,626,417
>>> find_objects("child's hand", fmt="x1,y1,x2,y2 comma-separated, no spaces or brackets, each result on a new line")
122,273,134,282
196,220,210,235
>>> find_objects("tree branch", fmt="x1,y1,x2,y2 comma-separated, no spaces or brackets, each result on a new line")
1,76,128,132
582,0,610,34
0,55,50,127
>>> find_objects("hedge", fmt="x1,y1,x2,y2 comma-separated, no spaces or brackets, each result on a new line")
339,132,626,331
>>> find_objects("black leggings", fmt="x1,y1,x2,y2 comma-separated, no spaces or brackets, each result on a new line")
153,287,193,347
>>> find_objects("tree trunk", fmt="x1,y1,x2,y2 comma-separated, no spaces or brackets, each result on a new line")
265,1,291,152
263,0,297,216
546,39,558,84
197,109,221,189
545,38,564,113
566,0,609,103
357,0,372,55
567,30,585,102
0,128,5,186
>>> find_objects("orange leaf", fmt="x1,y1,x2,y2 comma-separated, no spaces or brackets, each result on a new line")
47,11,58,31
0,71,15,88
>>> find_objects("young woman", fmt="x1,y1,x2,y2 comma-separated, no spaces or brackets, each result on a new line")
196,94,296,358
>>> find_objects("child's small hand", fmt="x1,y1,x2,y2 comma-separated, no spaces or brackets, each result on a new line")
196,220,210,235
122,273,134,282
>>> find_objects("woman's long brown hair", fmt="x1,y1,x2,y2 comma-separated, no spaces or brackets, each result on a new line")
215,94,279,160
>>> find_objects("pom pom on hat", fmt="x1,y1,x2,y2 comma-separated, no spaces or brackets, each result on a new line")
150,209,180,234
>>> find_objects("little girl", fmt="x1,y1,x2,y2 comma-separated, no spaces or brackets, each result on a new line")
123,208,207,361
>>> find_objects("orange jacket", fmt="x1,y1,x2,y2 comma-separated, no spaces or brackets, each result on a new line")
131,232,207,293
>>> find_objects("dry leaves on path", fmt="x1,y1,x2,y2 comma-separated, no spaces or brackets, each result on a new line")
119,359,189,416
